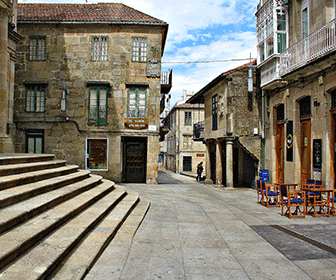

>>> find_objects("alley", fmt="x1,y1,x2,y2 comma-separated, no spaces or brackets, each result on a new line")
86,169,336,280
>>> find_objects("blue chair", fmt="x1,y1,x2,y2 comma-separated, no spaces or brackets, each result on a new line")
261,181,279,207
279,185,306,218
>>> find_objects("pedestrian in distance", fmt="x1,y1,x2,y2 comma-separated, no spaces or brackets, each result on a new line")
196,162,203,181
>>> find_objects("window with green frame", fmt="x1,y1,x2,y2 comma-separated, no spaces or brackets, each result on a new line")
25,85,46,113
88,86,108,126
127,87,147,118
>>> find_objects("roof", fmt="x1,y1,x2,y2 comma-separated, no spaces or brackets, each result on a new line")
187,60,257,104
18,3,167,26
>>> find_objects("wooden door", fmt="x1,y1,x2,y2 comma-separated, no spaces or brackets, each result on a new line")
331,111,336,188
276,122,285,183
301,119,311,183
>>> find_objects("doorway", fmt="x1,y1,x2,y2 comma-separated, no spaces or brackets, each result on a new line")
276,122,285,183
25,129,44,154
122,137,147,183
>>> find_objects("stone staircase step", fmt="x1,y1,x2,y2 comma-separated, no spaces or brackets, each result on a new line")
0,184,129,280
52,190,142,280
0,169,91,210
0,165,79,191
84,198,150,280
0,174,101,234
0,154,55,165
0,160,67,177
0,180,120,271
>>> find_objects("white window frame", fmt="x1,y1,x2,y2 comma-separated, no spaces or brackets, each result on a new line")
29,36,46,61
92,36,108,62
85,138,109,171
301,0,309,39
132,37,148,62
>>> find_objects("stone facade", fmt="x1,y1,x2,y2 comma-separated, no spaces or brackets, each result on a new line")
0,0,21,153
187,61,261,188
164,101,206,176
256,0,336,187
14,3,169,184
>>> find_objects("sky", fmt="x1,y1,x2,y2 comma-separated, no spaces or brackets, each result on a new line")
18,0,259,108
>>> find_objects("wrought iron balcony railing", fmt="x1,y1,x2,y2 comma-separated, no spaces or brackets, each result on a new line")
161,69,172,94
280,18,336,76
193,121,204,141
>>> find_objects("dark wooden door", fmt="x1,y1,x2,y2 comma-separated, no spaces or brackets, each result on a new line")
276,122,285,183
301,119,311,183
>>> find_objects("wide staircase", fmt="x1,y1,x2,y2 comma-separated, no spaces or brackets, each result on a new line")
0,153,150,279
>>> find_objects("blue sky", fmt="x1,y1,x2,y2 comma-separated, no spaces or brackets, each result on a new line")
19,0,259,107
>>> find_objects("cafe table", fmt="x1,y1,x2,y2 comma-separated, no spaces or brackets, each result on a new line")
301,185,332,217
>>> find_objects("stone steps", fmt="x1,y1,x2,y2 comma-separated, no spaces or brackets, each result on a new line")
0,165,80,191
0,159,67,176
0,153,150,279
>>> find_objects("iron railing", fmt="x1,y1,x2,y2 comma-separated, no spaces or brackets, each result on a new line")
280,18,336,76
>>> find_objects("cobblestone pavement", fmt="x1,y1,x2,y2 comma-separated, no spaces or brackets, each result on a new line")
86,169,336,280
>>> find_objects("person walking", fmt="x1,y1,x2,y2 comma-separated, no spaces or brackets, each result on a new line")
196,162,203,181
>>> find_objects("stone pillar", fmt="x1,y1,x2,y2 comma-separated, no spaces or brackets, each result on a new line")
226,139,234,189
215,140,223,186
205,141,213,184
0,8,13,153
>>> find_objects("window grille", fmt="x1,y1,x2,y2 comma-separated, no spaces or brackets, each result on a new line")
92,36,108,61
132,37,147,62
29,37,46,61
25,85,46,112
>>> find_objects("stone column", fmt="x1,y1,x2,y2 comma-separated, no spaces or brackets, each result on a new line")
226,139,234,189
215,140,223,186
205,141,213,184
0,8,13,153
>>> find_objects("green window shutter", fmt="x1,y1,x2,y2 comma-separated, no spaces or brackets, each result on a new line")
98,87,107,126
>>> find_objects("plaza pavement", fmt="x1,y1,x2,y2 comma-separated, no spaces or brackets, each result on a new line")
85,169,336,280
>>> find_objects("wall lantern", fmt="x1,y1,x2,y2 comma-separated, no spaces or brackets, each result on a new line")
61,89,69,112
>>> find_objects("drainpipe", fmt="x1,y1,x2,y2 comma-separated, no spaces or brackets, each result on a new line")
261,89,265,169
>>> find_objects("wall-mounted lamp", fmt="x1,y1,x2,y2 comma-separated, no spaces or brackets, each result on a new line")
61,89,69,112
314,98,320,107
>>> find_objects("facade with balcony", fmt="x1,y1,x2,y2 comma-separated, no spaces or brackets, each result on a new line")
187,61,261,188
14,3,169,184
256,0,336,187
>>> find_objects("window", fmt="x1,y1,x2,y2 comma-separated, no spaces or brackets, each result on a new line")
277,11,287,53
212,94,218,131
92,36,108,61
88,86,107,126
86,139,108,170
25,85,46,112
127,87,147,118
132,37,147,62
183,135,193,150
183,156,192,172
184,111,192,126
29,37,46,61
300,96,311,118
256,4,288,62
301,0,309,39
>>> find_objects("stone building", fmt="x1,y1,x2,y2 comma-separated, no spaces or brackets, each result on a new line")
163,98,206,175
187,61,261,188
14,3,171,184
256,0,336,187
0,0,21,153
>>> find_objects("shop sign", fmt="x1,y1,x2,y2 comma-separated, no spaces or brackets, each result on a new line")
125,118,148,130
196,153,205,157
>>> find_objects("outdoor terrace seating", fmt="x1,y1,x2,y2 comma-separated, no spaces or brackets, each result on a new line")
261,181,280,207
279,184,306,218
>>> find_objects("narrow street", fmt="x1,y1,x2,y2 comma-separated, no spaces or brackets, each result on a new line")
86,169,336,280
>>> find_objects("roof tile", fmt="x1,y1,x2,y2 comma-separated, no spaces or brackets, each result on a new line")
18,3,167,25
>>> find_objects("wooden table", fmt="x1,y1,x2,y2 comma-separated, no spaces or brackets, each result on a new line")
302,186,332,217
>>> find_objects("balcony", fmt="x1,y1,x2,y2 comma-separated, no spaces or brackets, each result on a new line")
280,18,336,77
193,121,204,141
161,69,172,94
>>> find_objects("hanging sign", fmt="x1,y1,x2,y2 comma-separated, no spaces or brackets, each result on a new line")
286,120,293,162
313,139,322,169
